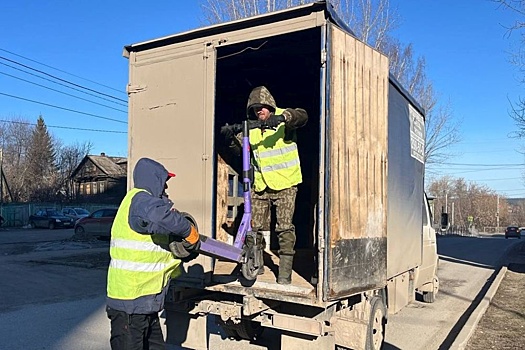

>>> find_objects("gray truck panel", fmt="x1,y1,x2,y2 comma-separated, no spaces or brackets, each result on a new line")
386,83,425,278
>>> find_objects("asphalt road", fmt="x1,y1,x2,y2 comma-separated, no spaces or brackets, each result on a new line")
384,234,518,350
0,228,518,350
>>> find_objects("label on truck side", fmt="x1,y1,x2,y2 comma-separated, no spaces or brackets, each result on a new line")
409,104,425,164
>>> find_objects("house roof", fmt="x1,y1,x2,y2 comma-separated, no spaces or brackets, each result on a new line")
71,154,127,179
89,155,127,177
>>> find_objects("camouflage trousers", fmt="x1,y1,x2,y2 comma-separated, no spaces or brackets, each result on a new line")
251,186,298,256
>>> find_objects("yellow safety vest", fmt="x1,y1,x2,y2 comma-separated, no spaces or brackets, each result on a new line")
249,107,302,192
107,188,181,300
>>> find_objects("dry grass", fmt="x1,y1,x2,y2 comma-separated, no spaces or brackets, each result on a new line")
466,242,525,350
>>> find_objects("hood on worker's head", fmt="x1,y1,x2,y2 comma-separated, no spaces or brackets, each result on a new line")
133,157,174,198
246,86,276,117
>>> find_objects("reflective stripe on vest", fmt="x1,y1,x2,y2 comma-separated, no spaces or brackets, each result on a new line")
249,107,302,192
107,188,181,300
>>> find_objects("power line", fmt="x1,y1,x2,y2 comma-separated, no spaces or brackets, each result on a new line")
441,162,524,167
429,168,522,176
0,70,127,113
0,119,126,134
0,47,126,95
0,55,127,103
470,177,523,182
0,61,127,107
0,91,127,124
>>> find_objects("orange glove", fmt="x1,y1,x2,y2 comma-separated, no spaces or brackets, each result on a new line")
185,225,200,245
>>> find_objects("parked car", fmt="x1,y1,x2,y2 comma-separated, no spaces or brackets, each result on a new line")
74,208,118,238
62,207,90,222
505,226,521,239
28,209,75,229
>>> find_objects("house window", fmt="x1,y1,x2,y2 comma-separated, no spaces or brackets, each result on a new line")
86,182,91,195
93,182,98,194
80,183,85,195
100,181,105,193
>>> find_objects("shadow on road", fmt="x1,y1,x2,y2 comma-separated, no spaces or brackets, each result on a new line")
437,267,500,349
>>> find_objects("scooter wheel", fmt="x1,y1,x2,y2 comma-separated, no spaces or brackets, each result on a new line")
241,247,259,280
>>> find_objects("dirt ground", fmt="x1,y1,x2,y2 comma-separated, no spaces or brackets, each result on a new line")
466,240,525,350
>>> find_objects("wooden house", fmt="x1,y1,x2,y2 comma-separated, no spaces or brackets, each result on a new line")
71,153,127,204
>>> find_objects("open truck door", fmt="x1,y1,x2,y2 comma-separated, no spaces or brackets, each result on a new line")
124,39,217,278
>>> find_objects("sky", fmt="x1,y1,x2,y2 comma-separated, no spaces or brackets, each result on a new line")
1,1,524,197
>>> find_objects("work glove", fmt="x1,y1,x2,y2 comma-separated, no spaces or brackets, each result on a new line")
220,124,238,140
221,121,263,138
169,225,201,261
263,114,285,129
183,225,201,252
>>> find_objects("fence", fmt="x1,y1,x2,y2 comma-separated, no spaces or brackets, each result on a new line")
0,202,118,228
436,225,477,236
481,226,506,234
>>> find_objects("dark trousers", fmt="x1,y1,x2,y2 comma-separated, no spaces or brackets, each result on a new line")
106,306,165,350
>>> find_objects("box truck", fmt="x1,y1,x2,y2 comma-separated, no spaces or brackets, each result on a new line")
123,2,439,349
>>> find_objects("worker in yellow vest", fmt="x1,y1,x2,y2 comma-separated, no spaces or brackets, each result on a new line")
106,157,200,350
221,86,308,284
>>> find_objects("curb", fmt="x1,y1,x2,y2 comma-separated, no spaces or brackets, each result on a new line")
450,266,508,349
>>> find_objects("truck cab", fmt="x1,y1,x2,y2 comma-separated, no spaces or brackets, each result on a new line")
417,193,440,302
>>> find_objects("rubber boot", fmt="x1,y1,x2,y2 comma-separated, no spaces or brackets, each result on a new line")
277,255,293,285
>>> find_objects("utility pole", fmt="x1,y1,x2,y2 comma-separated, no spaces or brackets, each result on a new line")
496,195,500,233
452,202,455,227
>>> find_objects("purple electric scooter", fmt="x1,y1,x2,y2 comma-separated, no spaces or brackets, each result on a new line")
186,120,261,280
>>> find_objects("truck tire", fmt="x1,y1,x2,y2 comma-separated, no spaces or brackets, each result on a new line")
241,245,260,281
422,276,439,303
49,221,55,230
365,296,386,350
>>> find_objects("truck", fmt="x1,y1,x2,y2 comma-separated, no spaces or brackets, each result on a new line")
122,1,439,349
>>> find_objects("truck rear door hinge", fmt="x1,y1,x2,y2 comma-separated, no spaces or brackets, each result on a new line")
127,84,147,94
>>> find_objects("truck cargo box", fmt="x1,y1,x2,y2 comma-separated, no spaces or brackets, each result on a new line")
124,1,424,307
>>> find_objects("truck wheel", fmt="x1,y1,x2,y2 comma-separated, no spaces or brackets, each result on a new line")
422,276,439,303
49,221,55,230
241,245,260,281
29,221,36,229
365,296,386,350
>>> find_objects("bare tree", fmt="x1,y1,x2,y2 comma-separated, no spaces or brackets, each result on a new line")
427,176,510,230
0,116,33,201
381,39,461,165
331,0,398,49
0,115,97,203
201,0,310,23
199,0,461,166
55,141,93,200
492,2,525,134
